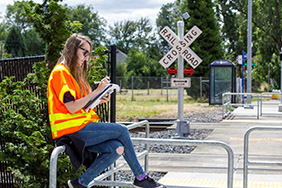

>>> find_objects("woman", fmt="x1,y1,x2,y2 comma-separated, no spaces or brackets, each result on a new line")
47,33,166,188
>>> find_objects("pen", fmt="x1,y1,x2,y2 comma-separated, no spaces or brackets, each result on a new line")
94,77,111,85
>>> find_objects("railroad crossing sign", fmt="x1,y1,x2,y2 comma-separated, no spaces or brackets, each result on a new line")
159,25,202,69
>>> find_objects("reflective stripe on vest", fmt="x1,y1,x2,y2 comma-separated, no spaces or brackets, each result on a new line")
50,111,99,138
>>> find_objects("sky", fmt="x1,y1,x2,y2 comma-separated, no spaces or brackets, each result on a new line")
0,0,175,27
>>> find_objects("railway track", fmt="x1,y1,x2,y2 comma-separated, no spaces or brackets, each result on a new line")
123,118,177,132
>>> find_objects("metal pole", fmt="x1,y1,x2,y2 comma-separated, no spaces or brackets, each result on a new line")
147,81,149,95
166,76,168,102
243,129,250,188
280,47,282,94
200,77,203,102
177,21,184,121
280,60,282,93
131,76,134,101
242,51,245,104
110,164,115,188
110,45,117,123
0,41,2,59
243,126,282,188
247,0,252,104
222,93,225,119
260,94,262,116
281,61,282,103
268,63,270,90
257,96,259,119
280,59,282,100
279,48,282,111
144,122,150,173
161,77,163,95
175,21,190,138
49,146,66,188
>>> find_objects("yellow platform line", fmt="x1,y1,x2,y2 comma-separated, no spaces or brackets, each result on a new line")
158,178,282,188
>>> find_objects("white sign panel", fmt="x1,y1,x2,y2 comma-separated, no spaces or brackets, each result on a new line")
159,26,202,69
181,47,202,69
160,26,179,47
171,78,191,88
181,26,202,49
236,55,242,64
159,47,179,68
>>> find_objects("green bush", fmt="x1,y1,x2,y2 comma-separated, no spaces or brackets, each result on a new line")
0,47,108,187
0,62,76,188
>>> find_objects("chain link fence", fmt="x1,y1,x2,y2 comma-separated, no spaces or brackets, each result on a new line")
116,76,209,102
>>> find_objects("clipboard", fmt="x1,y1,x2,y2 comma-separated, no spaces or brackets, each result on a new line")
84,83,120,112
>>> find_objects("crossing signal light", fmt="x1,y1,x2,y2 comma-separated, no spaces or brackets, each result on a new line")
184,67,194,76
167,67,178,75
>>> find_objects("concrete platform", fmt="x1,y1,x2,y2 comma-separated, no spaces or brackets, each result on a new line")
158,172,282,188
117,101,282,187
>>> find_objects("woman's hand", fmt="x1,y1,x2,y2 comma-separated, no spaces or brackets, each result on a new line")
97,76,111,104
96,76,110,92
99,93,111,104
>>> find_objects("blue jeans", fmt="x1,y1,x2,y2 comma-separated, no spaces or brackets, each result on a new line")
76,122,144,186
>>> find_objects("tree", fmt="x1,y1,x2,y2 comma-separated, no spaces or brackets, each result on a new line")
126,48,149,76
134,17,153,50
24,0,81,69
216,0,282,87
0,21,9,58
178,0,224,77
126,47,166,77
108,20,137,54
251,0,282,87
108,18,153,54
23,29,46,56
5,26,25,57
65,4,107,48
5,0,46,56
156,2,181,56
215,0,246,61
5,1,33,32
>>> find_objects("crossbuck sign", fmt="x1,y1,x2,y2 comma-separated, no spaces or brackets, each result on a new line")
159,26,202,69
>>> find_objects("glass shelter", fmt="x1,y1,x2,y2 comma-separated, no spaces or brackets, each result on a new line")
209,59,236,105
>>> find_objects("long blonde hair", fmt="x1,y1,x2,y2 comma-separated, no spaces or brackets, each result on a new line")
58,33,93,96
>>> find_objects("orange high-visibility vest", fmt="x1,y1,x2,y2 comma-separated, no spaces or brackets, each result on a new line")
47,63,99,139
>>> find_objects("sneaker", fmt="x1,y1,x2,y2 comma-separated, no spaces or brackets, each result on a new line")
133,176,166,188
67,178,86,188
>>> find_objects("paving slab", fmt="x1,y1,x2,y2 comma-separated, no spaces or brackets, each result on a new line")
158,172,282,188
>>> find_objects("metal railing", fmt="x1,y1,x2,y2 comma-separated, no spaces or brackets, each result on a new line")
88,120,151,188
260,92,282,116
222,92,232,118
89,138,234,188
49,120,150,188
222,92,260,119
49,145,66,188
49,120,235,188
243,126,282,188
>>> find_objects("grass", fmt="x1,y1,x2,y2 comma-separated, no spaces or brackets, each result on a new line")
115,89,216,122
116,95,180,121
